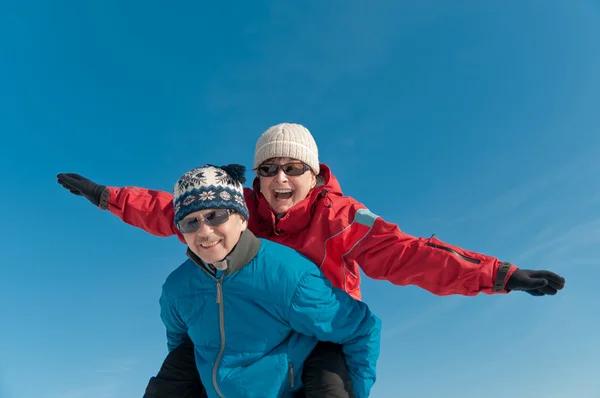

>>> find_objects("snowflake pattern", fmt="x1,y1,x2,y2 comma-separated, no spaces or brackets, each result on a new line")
175,166,248,221
193,170,206,182
219,191,232,201
199,191,215,201
177,169,208,194
182,195,196,206
214,170,233,186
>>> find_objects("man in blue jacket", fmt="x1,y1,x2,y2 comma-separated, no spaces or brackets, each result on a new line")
158,163,381,398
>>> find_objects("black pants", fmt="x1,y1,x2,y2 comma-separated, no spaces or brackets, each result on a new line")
143,338,354,398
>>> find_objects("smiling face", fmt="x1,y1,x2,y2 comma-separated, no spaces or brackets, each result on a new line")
258,157,317,215
181,208,247,264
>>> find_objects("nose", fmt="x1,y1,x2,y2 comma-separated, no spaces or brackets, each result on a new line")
274,168,288,183
195,221,214,237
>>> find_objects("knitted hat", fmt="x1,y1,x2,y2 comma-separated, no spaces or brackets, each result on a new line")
173,164,249,225
254,123,320,175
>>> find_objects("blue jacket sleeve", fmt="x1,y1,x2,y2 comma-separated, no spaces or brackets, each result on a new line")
287,269,382,398
159,290,188,352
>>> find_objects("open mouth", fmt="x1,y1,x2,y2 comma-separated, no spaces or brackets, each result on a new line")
273,189,293,200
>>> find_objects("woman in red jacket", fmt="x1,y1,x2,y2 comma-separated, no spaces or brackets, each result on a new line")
58,122,565,397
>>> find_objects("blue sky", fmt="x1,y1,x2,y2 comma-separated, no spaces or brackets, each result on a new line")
1,1,599,397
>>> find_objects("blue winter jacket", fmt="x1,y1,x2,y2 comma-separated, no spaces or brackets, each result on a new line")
160,229,381,398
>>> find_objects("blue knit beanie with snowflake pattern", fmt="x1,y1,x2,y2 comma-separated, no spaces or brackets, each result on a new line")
173,164,249,225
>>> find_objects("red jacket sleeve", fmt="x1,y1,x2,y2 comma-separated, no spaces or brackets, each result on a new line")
340,200,517,296
106,186,186,243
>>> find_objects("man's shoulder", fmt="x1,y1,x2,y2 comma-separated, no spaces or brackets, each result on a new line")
258,238,306,259
162,258,197,293
248,240,324,305
255,239,318,276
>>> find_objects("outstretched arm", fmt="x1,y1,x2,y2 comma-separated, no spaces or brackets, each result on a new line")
107,185,182,241
57,173,261,247
334,200,564,296
57,173,184,242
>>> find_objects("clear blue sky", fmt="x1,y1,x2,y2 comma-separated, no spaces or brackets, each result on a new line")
1,1,599,397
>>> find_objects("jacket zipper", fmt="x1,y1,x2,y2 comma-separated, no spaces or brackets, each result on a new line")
192,264,226,397
212,275,226,398
426,242,481,264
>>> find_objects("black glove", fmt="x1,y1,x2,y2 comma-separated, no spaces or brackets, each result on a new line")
505,269,565,296
56,173,109,209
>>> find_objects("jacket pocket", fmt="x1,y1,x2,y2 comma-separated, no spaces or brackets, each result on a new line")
221,352,287,397
343,262,360,296
426,241,481,264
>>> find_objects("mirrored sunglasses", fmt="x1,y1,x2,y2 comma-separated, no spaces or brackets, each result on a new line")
257,162,310,177
177,208,232,234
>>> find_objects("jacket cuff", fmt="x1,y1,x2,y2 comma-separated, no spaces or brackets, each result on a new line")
492,262,514,292
98,187,110,210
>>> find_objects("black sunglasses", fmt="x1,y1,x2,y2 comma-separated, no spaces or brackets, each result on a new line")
256,162,310,177
177,209,233,234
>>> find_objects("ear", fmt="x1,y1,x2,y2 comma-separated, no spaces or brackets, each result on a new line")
239,214,248,231
310,173,317,189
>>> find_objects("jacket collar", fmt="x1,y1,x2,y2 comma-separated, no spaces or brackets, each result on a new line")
186,229,262,276
249,163,340,235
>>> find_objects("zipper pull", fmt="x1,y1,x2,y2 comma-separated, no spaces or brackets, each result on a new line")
216,280,222,304
288,363,294,388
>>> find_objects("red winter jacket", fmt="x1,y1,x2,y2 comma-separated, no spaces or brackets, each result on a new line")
106,163,516,300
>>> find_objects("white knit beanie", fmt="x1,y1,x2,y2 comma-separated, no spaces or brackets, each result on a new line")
254,123,320,175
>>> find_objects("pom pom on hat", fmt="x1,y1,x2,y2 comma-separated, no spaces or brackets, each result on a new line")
220,164,246,185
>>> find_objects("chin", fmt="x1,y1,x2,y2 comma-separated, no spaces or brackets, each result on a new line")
203,254,223,264
274,206,291,214
269,201,291,212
